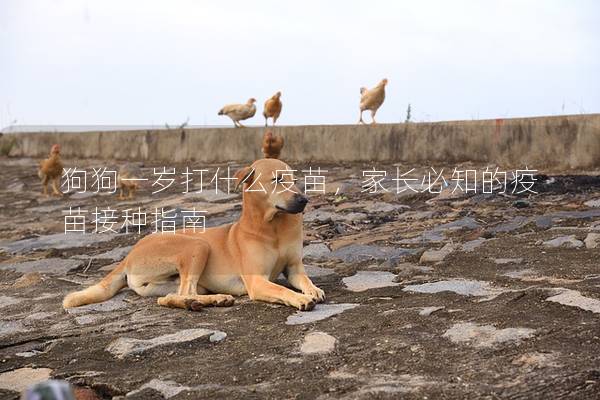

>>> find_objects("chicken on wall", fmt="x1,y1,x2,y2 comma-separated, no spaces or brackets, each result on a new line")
262,130,284,159
38,144,63,197
359,78,388,124
218,98,257,127
263,91,282,126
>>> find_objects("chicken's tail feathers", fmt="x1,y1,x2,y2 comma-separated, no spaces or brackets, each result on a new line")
218,108,224,115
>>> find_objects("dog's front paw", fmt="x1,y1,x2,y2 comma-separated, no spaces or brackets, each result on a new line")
211,294,235,307
303,285,326,303
294,294,316,311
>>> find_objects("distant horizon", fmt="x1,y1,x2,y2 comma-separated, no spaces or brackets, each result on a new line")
3,111,598,133
2,1,599,127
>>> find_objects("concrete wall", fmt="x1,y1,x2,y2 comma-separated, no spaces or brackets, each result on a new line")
2,114,599,169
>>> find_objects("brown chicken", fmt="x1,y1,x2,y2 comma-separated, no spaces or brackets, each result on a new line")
263,91,282,126
262,130,284,159
38,144,63,197
359,78,388,124
117,163,143,200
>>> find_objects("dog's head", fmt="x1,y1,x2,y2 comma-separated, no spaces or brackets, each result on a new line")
235,159,308,218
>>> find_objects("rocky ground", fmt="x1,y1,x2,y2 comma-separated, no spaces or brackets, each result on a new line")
0,157,599,399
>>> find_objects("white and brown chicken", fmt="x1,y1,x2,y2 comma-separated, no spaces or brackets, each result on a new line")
218,98,257,127
358,78,388,124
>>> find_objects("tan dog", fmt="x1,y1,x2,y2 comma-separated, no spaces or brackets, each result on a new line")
63,158,325,311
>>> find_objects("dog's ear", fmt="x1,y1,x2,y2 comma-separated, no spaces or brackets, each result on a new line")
234,166,255,192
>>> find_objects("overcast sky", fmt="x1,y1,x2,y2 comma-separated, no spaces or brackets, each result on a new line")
1,0,599,128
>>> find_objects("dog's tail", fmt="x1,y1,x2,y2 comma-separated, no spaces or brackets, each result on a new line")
62,262,128,309
218,108,224,115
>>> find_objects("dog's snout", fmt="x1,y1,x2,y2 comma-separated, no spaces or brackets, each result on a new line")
296,194,309,205
281,193,309,214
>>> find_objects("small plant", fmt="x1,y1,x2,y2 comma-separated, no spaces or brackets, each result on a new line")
0,136,16,156
405,103,412,123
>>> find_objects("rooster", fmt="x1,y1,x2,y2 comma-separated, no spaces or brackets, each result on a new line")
262,130,284,159
263,91,282,126
38,144,63,197
359,78,388,124
218,98,257,127
117,163,143,200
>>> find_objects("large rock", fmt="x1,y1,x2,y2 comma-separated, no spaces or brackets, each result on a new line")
127,379,190,399
304,265,335,278
442,322,535,348
545,289,600,313
342,271,399,292
0,295,21,309
286,303,359,325
303,243,331,259
304,209,366,224
461,238,486,252
0,258,82,275
584,233,600,249
300,332,337,354
419,243,456,263
403,279,506,300
74,246,133,262
0,367,53,392
328,244,414,263
0,232,120,253
584,199,600,208
106,328,227,358
543,235,584,248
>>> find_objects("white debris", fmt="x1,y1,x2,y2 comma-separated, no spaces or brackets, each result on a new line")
300,332,337,354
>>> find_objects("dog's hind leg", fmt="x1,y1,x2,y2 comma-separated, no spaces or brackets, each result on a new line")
156,241,235,311
63,262,128,308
